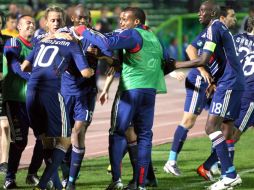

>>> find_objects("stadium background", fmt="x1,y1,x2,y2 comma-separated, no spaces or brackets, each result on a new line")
0,0,251,61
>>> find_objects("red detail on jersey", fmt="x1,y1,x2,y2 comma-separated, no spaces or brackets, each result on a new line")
139,167,145,185
209,54,215,64
128,43,141,53
18,36,32,47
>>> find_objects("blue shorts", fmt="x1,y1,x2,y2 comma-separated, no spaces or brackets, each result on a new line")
209,88,243,120
234,93,254,132
64,92,97,126
26,89,71,137
184,73,208,115
110,89,156,135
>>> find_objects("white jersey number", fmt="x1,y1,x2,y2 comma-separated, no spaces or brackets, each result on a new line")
34,44,59,67
238,46,254,76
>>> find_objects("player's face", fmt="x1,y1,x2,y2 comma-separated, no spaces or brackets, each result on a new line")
17,16,35,37
119,11,125,29
71,8,91,28
224,9,236,29
198,3,213,26
6,17,17,30
46,11,64,34
120,11,140,29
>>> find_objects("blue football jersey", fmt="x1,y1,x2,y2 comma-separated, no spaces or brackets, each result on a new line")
61,27,112,96
234,33,254,91
203,20,245,90
189,28,210,77
27,38,89,92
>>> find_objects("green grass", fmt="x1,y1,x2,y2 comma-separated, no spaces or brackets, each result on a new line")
1,128,254,190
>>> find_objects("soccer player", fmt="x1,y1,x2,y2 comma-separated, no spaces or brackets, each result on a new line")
196,6,238,180
163,1,213,177
198,13,254,180
0,11,11,174
170,1,245,189
61,5,113,190
2,15,44,189
76,7,167,190
22,22,94,190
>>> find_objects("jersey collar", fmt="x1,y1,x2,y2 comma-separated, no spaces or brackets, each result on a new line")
18,35,33,47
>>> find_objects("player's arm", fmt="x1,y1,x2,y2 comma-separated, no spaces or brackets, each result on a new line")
21,48,35,72
71,42,94,78
76,26,139,51
99,72,115,105
4,39,30,80
186,44,212,84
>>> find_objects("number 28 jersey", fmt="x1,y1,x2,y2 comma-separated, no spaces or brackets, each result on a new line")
234,33,254,91
27,39,89,92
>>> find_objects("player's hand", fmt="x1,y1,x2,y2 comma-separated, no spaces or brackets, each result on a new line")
21,60,32,72
200,69,212,84
75,25,87,36
87,47,99,56
169,71,185,81
164,58,176,75
232,128,242,142
99,91,109,105
205,83,216,98
81,68,94,78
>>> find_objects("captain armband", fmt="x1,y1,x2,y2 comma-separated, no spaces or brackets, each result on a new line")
203,41,216,52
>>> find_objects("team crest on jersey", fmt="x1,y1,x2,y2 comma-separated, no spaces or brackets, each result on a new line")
197,40,203,47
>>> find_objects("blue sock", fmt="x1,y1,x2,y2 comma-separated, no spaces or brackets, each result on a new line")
109,134,127,181
68,146,85,184
39,148,66,189
226,140,235,163
51,169,62,189
203,148,219,170
209,131,236,179
169,125,188,161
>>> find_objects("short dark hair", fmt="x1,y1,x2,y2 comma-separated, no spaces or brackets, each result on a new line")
17,15,33,24
219,6,233,17
123,7,146,24
6,13,17,21
247,16,254,33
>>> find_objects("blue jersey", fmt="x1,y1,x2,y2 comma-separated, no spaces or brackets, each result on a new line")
203,20,245,90
189,29,209,77
234,33,254,92
61,27,112,96
27,38,89,92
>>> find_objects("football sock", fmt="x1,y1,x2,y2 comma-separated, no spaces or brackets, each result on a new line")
226,139,235,162
127,141,138,180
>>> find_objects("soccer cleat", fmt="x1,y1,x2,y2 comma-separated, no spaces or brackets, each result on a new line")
197,164,214,181
66,182,75,190
163,161,181,176
26,174,40,186
3,179,18,189
124,180,137,190
207,174,242,190
145,178,158,187
210,162,221,176
138,187,146,190
0,162,8,174
62,178,68,189
106,179,124,190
